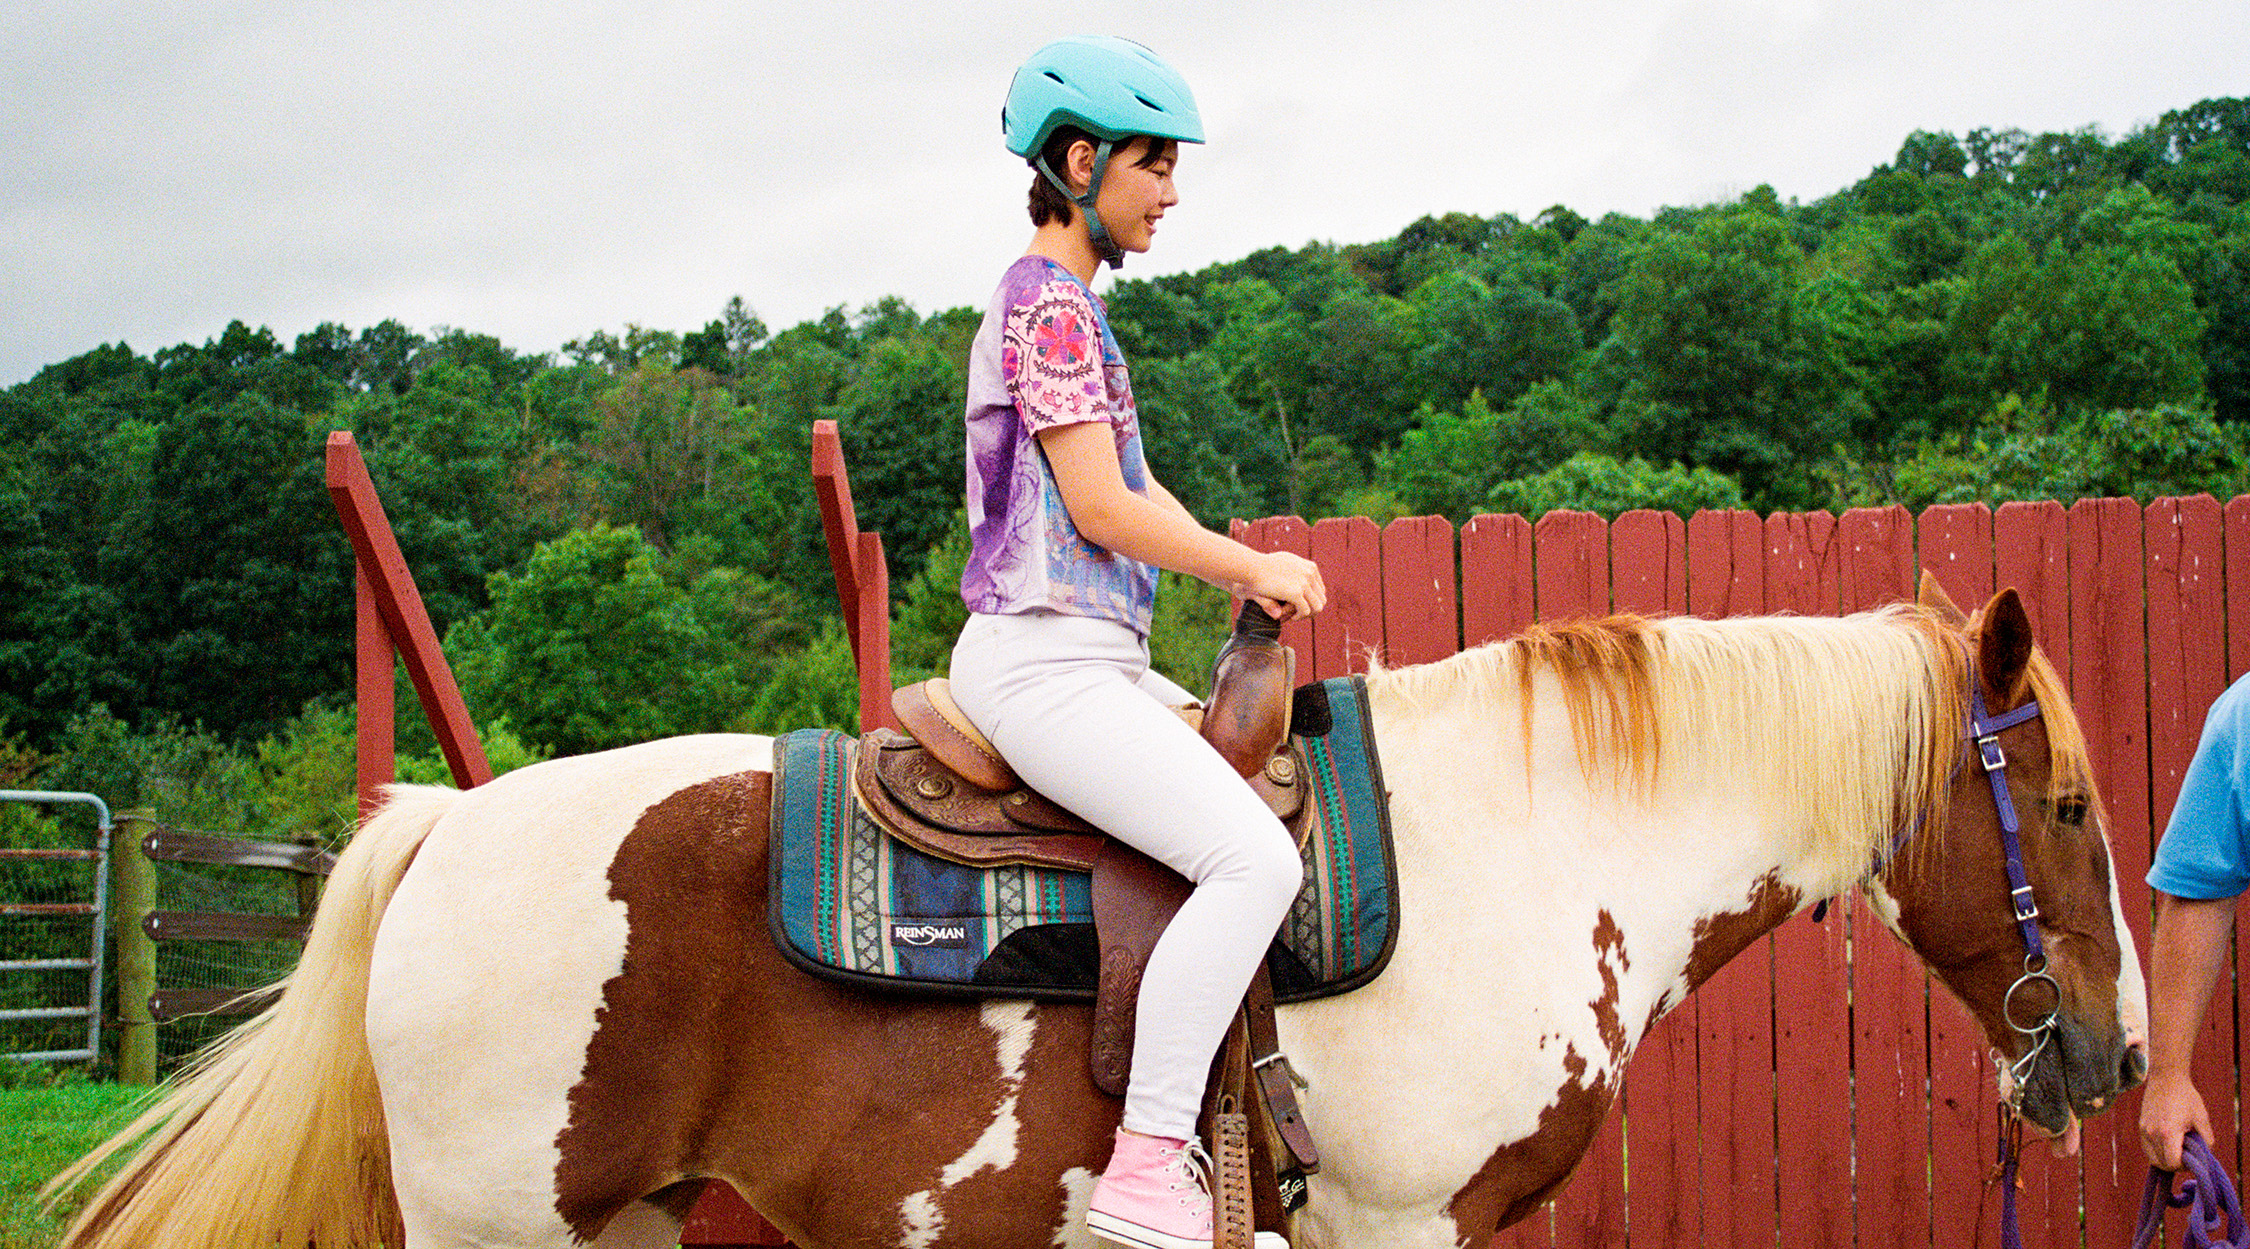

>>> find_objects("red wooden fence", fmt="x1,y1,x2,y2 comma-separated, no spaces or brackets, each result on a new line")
1227,499,2233,1249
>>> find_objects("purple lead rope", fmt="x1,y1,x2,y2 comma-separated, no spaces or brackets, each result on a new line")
2132,1131,2250,1249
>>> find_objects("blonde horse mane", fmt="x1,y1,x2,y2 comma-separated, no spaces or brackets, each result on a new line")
1366,606,2088,894
45,784,452,1249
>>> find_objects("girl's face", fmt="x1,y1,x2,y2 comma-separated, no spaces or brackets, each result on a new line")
1093,138,1180,254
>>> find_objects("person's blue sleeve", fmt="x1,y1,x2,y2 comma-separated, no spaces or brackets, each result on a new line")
2150,674,2250,901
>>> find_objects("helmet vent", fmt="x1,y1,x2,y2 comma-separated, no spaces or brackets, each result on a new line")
1134,94,1159,110
1044,71,1067,83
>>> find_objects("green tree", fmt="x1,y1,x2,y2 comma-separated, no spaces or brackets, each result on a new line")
1602,206,1855,507
830,334,967,567
1377,383,1603,521
1825,398,2248,509
1485,452,1746,520
745,620,860,735
1406,271,1579,415
445,524,798,755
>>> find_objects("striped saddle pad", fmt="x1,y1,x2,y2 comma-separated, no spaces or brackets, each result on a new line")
767,675,1397,1003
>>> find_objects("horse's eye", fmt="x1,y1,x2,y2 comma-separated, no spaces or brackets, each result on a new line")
2051,794,2088,827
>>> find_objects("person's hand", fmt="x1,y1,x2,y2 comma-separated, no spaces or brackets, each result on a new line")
2139,1070,2214,1170
1236,550,1326,622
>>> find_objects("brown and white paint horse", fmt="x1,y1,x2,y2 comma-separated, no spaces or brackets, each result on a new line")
54,580,2146,1249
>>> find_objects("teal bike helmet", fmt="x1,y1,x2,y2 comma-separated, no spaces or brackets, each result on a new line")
1002,36,1203,268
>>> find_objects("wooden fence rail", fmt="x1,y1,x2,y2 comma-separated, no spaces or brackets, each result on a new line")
1225,498,2233,1249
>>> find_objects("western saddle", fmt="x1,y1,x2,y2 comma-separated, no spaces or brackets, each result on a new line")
859,604,1322,1239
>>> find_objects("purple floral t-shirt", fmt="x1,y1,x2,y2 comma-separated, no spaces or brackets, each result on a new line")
959,256,1157,633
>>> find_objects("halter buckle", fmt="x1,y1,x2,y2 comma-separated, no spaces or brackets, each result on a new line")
1977,733,2006,773
2011,883,2039,923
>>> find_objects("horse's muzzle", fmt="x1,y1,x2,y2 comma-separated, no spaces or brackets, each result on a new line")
2017,1015,2143,1138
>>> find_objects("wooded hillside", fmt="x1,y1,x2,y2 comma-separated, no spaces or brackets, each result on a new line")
2,98,2245,824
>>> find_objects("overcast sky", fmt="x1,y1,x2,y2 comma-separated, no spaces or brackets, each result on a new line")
3,0,2244,385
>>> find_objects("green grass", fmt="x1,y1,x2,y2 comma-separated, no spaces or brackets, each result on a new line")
0,1075,153,1249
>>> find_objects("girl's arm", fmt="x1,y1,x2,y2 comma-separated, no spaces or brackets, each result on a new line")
1146,475,1197,524
1038,422,1324,619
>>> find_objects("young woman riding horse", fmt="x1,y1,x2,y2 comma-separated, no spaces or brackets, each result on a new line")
52,576,2146,1249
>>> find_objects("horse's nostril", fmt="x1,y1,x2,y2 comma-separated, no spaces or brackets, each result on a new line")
2121,1043,2149,1089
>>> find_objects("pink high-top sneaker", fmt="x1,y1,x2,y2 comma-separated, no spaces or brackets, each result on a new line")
1086,1129,1290,1249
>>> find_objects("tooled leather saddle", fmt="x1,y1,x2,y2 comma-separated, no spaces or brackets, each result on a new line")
855,604,1323,1230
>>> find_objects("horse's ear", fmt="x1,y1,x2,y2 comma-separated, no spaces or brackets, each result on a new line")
1977,588,2036,705
1917,570,1967,625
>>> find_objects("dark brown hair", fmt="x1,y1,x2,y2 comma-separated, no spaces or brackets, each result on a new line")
1027,128,1176,226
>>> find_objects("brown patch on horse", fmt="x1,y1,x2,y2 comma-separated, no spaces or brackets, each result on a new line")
553,769,776,1240
1682,873,1802,993
553,767,1122,1247
1442,1045,1613,1236
1591,911,1629,1065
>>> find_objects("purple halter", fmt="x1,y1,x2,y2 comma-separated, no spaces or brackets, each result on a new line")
1967,673,2066,1249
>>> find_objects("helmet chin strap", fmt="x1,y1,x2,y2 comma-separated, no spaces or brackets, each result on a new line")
1034,138,1125,270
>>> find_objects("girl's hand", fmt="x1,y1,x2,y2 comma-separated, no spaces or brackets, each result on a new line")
1236,550,1326,622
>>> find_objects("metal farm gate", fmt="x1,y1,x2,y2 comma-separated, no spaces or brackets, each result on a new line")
1224,497,2224,1249
0,790,111,1065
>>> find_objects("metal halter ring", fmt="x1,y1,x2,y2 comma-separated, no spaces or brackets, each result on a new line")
2003,962,2061,1037
2001,962,2062,1100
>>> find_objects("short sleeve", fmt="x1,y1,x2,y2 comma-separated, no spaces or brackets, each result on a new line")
1002,278,1110,432
2151,677,2250,900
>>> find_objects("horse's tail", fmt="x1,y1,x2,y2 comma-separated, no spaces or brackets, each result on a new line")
48,784,457,1249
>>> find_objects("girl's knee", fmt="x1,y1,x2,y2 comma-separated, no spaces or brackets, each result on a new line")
1242,823,1305,910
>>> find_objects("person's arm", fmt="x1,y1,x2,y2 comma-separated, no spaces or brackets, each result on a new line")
2139,890,2235,1169
1036,422,1324,619
1145,474,1198,526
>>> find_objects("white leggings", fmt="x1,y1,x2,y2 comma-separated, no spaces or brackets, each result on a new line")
949,611,1304,1138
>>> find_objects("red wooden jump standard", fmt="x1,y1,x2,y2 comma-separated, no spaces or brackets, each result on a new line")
325,431,493,818
331,430,794,1248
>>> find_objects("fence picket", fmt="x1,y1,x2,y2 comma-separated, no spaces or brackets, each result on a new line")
1916,503,2004,1245
2230,498,2250,1183
1381,516,1459,665
1462,513,1535,646
1310,516,1384,676
1833,507,1930,1247
1609,510,1686,618
1611,509,1697,1249
1991,500,2078,1247
2147,496,2235,1181
1683,510,1778,1248
2069,498,2151,1249
1534,510,1607,621
1534,509,1626,1249
1762,510,1855,1247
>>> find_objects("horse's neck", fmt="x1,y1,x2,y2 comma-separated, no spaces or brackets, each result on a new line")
1370,689,1826,1060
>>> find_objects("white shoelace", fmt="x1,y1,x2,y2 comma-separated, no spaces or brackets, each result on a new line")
1163,1137,1216,1207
